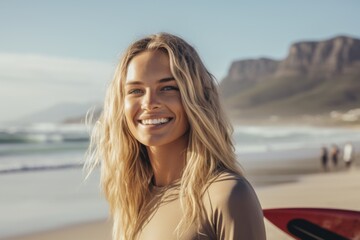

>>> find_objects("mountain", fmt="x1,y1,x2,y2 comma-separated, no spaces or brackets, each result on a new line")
63,106,102,124
222,58,279,97
276,36,360,77
17,102,101,124
220,35,360,122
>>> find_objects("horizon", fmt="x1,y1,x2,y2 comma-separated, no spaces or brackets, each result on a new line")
1,1,360,122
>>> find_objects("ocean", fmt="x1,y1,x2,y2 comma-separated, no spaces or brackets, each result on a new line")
0,123,359,238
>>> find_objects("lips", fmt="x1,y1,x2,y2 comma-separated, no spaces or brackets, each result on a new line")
139,117,172,125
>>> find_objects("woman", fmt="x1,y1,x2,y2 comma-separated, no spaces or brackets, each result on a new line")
86,33,266,240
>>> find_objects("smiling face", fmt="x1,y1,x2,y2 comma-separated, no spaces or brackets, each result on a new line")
124,50,189,148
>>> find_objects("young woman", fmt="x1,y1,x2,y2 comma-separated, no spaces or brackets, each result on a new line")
86,33,266,240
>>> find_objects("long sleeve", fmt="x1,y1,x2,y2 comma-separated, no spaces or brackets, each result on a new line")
205,173,266,240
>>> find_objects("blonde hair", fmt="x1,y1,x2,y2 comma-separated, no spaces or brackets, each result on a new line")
86,33,242,240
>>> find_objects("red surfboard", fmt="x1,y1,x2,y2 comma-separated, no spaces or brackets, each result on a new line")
263,208,360,240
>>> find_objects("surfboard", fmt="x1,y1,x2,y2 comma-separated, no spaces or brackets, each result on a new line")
263,208,360,240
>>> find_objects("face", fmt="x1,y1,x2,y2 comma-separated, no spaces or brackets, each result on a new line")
124,50,189,148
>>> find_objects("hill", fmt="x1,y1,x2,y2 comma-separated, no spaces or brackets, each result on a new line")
220,35,360,124
15,102,100,124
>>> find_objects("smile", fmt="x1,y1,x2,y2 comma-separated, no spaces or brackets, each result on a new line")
139,118,172,125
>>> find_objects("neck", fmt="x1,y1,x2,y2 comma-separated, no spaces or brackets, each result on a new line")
147,136,188,187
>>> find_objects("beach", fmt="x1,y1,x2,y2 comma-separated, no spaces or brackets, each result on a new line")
0,168,108,240
260,167,360,239
4,220,112,240
4,156,360,240
1,125,360,240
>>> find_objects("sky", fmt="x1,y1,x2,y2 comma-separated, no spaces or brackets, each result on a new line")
0,0,360,123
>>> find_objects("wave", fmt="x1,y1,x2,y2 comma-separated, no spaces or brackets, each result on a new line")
0,162,83,174
0,143,87,175
1,124,359,175
0,142,88,157
0,123,90,144
233,125,360,154
233,125,356,138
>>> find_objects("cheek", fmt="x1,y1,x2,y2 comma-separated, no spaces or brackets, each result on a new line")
124,100,139,139
171,99,189,126
182,112,190,130
124,98,135,125
179,103,190,130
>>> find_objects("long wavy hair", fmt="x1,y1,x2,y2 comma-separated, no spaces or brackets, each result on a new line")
85,33,242,240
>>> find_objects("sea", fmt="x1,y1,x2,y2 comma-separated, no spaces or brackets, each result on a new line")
0,123,359,238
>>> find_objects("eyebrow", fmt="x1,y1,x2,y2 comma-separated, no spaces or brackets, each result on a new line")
125,77,176,86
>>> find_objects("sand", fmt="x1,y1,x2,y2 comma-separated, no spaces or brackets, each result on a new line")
4,220,112,240
259,168,360,239
5,166,360,240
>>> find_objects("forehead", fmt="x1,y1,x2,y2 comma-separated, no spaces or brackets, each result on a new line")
125,50,172,83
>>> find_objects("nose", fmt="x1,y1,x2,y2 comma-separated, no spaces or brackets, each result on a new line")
141,90,161,111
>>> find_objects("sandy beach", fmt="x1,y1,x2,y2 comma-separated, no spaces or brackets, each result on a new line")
5,158,360,240
4,220,112,240
260,168,360,239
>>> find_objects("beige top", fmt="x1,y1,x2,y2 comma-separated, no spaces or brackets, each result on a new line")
138,171,266,240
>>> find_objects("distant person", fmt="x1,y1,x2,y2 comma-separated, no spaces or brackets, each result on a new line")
343,142,354,169
320,146,329,171
331,144,340,169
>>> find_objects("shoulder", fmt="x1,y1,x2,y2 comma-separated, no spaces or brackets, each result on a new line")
205,171,258,208
202,171,266,239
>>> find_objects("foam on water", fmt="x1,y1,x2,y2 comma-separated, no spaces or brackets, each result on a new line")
233,125,360,154
1,124,360,174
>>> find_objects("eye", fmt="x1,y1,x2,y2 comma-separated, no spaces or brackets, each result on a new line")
128,89,143,94
161,86,179,91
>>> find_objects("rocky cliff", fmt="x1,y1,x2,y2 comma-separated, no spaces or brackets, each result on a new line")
220,35,360,120
221,58,279,97
276,36,360,77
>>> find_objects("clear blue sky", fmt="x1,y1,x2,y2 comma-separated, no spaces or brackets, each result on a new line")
1,0,359,122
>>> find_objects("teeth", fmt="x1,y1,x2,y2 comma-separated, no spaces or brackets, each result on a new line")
141,118,170,125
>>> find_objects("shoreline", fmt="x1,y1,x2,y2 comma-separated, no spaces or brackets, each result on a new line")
0,168,108,240
4,161,360,240
3,219,112,240
230,117,360,130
